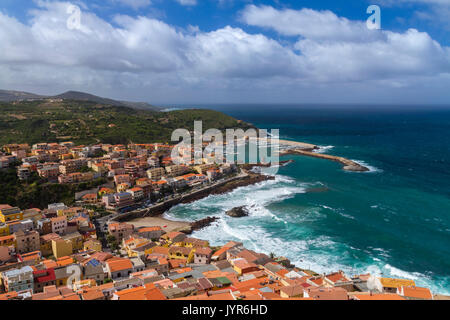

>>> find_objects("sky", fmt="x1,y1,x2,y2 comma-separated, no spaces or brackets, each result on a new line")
0,0,449,105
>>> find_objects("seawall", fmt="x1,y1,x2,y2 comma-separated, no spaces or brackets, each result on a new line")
111,171,274,224
282,149,369,172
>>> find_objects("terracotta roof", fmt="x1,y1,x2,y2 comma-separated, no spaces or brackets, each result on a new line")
212,246,230,258
207,292,235,300
41,233,61,242
280,285,303,297
168,259,187,269
195,247,213,256
231,277,268,292
232,258,257,270
401,286,433,300
82,193,97,199
325,272,350,283
145,288,167,300
90,251,113,262
51,216,67,223
114,287,148,300
380,277,415,288
107,258,133,272
169,246,192,256
138,226,162,232
353,293,406,300
151,246,169,256
81,288,104,300
56,256,74,267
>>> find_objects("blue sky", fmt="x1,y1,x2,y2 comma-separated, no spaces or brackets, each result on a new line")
0,0,449,104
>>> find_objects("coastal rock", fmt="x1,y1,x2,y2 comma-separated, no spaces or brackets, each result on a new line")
190,216,219,232
226,206,249,218
343,165,369,172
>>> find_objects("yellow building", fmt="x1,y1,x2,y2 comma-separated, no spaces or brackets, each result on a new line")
57,207,85,219
92,163,108,174
168,246,194,263
193,164,216,175
0,224,9,237
40,233,62,256
122,237,154,257
98,187,115,197
0,206,23,223
177,237,209,248
380,278,416,292
117,183,130,193
0,235,15,248
83,239,102,252
59,153,74,160
62,232,83,252
52,239,73,259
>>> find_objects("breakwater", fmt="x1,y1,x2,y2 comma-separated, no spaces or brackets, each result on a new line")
282,149,369,172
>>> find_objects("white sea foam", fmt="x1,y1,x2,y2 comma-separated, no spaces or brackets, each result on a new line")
166,169,449,296
384,264,425,281
314,145,335,154
351,159,383,173
320,205,355,220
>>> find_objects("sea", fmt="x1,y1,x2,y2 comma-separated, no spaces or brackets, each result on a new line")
163,104,450,295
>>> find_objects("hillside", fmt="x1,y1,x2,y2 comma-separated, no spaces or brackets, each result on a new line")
0,89,160,111
0,90,44,101
0,99,252,146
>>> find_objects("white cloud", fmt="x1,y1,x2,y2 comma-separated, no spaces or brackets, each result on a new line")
241,5,379,42
0,2,449,103
241,4,450,82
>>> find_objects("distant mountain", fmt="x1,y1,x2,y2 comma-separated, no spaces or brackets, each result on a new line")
0,89,161,111
0,90,44,101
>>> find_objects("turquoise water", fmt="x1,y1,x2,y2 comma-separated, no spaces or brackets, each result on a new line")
166,105,450,294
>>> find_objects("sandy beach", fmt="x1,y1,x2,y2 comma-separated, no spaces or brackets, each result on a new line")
130,216,191,233
278,139,318,150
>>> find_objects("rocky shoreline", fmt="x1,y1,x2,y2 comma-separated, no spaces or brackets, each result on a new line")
115,171,274,232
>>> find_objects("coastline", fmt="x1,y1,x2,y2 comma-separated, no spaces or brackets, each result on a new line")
107,138,448,296
114,169,275,233
124,138,369,233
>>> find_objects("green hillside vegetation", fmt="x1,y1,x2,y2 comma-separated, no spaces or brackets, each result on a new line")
0,100,252,146
0,166,106,209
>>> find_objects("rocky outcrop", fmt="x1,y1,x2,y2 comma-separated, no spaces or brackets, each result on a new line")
226,206,249,218
190,216,219,232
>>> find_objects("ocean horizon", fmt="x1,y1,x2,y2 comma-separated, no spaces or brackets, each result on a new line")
165,104,450,295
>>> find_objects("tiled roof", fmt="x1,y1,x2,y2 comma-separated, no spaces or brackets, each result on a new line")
107,258,133,272
380,277,416,288
401,286,433,299
354,293,406,300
